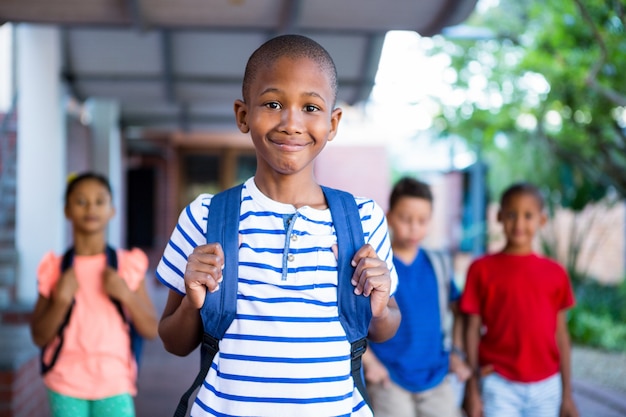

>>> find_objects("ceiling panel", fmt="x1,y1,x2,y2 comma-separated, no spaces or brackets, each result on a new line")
67,29,162,74
171,32,263,77
1,0,479,135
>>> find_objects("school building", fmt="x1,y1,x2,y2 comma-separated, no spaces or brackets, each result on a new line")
0,2,482,415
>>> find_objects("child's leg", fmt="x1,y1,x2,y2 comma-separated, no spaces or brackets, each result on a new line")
523,374,562,417
90,393,135,417
367,378,415,417
414,375,462,417
481,373,524,417
47,389,89,417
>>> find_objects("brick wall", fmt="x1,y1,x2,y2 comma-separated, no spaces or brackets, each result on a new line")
0,325,49,417
0,356,49,417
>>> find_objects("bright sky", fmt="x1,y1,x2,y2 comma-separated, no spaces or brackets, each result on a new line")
354,30,475,172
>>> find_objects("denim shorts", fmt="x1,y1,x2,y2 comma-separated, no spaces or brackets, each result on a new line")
481,372,562,417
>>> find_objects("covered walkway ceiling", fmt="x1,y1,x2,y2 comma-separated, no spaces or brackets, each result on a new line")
1,0,478,135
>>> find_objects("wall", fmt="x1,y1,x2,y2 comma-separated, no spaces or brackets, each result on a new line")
315,145,391,211
486,201,625,284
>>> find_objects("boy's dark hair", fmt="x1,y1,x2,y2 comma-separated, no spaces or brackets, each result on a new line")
389,177,433,211
242,34,338,104
65,172,112,204
500,182,544,210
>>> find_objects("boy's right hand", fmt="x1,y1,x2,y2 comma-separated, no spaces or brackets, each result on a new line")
363,357,391,388
53,268,78,306
184,243,225,309
463,380,484,417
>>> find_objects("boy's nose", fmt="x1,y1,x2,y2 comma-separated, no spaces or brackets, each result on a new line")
278,108,304,134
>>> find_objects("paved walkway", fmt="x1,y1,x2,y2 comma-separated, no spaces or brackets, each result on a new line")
135,283,626,417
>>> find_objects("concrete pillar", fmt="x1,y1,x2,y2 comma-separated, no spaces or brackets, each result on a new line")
15,25,65,304
86,99,124,248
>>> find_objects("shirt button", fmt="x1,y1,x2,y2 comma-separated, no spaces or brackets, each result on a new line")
291,234,298,242
287,254,295,262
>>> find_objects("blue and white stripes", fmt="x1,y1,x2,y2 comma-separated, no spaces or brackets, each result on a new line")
156,178,397,417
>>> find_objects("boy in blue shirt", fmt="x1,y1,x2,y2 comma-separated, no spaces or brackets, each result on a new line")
363,177,470,417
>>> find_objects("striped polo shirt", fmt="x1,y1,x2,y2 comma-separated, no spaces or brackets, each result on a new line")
156,178,397,417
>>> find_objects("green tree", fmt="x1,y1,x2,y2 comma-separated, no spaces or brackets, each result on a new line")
430,0,626,198
426,0,625,279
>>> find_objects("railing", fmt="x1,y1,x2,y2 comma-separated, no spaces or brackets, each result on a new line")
0,94,17,235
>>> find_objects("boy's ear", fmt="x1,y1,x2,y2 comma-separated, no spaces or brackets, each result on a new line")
234,99,249,133
496,209,503,223
327,107,343,142
539,211,548,226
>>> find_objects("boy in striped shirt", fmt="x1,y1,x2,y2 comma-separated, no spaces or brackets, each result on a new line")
156,34,401,417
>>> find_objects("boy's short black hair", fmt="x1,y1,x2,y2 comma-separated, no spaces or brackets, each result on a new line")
65,172,112,204
241,34,338,104
389,177,433,211
500,182,545,210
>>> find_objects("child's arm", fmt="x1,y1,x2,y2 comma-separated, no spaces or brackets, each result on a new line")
556,310,579,417
158,243,225,356
463,313,484,417
449,302,472,381
351,244,401,343
30,268,78,347
104,269,158,339
362,348,391,387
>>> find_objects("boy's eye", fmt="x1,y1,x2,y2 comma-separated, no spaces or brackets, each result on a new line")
264,102,281,110
304,104,320,112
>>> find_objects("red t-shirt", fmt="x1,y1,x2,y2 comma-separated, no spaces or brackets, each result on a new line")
459,252,575,382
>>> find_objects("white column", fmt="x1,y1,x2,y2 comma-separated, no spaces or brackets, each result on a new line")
15,25,66,304
86,99,124,248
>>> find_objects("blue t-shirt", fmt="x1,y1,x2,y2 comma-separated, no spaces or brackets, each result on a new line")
369,249,460,393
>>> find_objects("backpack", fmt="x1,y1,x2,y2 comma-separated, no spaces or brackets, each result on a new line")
40,245,144,375
423,249,454,352
173,184,372,417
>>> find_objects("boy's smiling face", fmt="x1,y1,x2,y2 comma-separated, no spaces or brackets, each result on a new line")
234,56,342,178
497,192,546,253
387,196,432,252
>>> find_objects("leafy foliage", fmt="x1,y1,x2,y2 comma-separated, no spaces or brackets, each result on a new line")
569,279,626,352
428,0,626,200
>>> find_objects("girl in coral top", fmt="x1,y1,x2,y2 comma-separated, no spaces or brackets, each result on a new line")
30,172,158,417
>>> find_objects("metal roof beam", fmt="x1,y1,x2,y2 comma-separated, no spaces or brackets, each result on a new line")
128,0,146,31
274,0,303,36
349,34,384,105
160,30,175,103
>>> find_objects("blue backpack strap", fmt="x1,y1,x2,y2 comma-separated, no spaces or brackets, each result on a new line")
199,184,242,338
321,186,372,408
174,184,242,417
40,248,76,375
41,245,125,374
321,186,371,341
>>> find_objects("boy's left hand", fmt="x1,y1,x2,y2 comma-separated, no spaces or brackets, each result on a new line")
104,266,131,303
351,244,391,318
560,395,579,417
